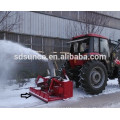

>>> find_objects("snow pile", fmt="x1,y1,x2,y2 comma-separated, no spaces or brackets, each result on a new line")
103,78,120,94
0,78,45,107
0,78,120,107
0,40,48,88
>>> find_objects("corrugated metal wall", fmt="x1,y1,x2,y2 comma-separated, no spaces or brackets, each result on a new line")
8,11,120,40
12,12,68,38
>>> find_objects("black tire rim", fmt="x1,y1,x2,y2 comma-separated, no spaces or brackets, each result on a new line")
89,66,105,89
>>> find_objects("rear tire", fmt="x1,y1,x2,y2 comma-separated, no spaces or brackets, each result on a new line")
79,60,108,95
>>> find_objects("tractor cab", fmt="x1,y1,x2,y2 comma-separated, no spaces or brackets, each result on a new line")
68,34,110,70
69,34,110,58
67,34,111,68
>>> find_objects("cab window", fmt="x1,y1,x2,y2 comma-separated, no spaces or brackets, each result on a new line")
100,38,110,57
94,37,99,52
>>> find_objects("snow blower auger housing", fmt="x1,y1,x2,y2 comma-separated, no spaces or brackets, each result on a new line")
29,70,73,102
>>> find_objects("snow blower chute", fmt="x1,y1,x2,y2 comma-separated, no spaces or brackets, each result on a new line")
29,69,73,102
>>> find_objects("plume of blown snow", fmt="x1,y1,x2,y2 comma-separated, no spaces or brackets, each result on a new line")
0,40,48,89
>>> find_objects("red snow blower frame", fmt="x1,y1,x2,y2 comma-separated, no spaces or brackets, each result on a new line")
29,69,73,102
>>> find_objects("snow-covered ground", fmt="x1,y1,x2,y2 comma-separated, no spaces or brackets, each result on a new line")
0,78,120,108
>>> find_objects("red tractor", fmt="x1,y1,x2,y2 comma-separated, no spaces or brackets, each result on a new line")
62,33,120,95
29,33,120,102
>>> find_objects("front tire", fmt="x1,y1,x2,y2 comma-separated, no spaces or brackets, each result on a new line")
79,60,108,95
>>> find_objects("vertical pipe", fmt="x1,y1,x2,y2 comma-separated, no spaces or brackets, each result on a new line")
42,37,43,54
31,36,32,49
4,32,6,40
18,34,20,43
61,39,63,52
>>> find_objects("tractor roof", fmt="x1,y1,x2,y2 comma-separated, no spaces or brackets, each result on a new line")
72,33,108,40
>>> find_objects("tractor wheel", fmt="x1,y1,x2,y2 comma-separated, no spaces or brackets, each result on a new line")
79,60,108,95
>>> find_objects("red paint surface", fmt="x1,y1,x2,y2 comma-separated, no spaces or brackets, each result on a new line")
72,33,108,40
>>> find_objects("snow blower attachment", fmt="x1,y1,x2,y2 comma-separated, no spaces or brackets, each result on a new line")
29,69,73,102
